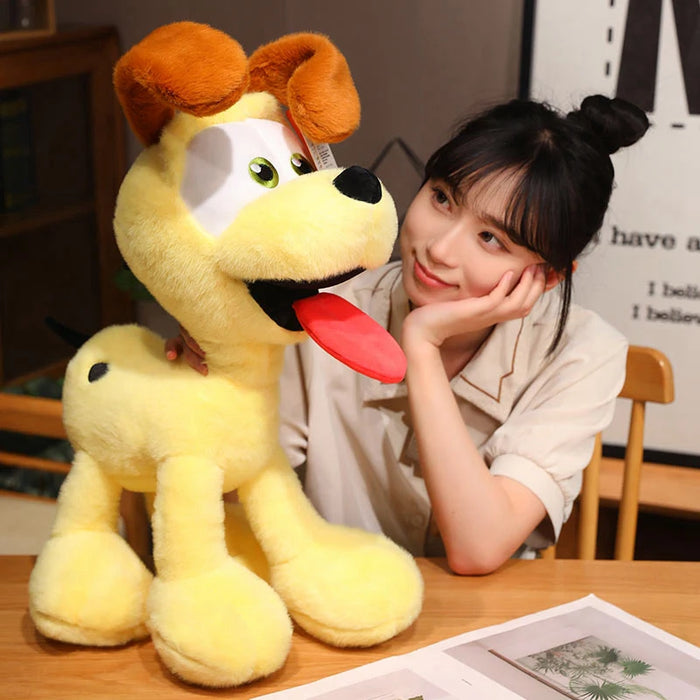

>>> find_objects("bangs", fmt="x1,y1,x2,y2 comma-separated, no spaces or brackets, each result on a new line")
425,136,576,272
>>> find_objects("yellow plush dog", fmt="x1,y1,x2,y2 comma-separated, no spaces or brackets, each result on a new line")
28,22,423,688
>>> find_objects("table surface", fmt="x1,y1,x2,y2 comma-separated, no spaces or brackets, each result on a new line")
1,556,698,698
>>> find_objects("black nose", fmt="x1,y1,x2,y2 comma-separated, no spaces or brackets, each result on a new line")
333,166,382,204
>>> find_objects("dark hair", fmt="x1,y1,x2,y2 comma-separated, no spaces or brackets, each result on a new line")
423,94,649,351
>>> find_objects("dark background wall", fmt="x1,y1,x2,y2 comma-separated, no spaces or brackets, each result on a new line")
55,0,525,218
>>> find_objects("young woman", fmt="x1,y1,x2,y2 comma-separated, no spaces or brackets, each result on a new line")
170,94,649,575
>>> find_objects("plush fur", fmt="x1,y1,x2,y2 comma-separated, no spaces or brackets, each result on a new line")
28,22,423,688
113,22,250,146
248,32,361,143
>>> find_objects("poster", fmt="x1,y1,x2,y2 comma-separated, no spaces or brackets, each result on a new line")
259,595,700,699
523,0,700,464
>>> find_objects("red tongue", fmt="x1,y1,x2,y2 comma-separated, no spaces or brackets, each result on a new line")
292,292,406,383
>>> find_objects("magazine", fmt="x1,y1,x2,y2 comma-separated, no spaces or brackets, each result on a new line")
259,595,700,699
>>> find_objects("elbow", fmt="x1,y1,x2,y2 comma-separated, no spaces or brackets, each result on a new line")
445,547,506,576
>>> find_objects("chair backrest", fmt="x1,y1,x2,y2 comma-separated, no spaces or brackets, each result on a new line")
543,345,675,560
0,393,68,479
0,392,151,565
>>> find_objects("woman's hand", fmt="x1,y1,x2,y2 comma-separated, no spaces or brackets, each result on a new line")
402,264,547,352
165,326,208,375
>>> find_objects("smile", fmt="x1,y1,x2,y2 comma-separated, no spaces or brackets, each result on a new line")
413,259,453,289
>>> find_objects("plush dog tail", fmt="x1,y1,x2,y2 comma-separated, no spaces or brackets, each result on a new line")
45,317,90,349
113,22,249,146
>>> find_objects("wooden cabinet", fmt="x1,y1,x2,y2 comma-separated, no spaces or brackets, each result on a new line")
0,26,132,385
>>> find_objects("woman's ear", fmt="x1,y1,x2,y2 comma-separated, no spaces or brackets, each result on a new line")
544,260,577,292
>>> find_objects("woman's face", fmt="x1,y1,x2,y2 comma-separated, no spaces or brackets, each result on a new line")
399,177,548,308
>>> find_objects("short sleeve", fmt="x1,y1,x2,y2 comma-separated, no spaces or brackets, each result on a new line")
278,344,309,469
482,316,628,546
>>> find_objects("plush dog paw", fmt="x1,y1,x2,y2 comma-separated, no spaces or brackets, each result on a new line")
270,528,423,647
29,531,152,646
147,559,292,687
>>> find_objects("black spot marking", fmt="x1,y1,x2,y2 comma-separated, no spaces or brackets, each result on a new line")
88,362,109,383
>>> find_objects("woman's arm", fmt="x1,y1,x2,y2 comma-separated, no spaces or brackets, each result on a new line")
404,338,546,574
402,266,549,574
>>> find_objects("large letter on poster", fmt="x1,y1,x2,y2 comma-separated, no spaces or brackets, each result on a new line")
617,0,700,114
526,0,700,464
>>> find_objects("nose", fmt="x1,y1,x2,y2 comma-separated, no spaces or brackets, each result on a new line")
333,166,382,204
426,225,462,267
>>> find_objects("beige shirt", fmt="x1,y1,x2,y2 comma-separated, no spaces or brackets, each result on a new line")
279,262,627,556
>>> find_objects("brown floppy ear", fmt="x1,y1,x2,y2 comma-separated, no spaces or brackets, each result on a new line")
247,33,360,144
114,22,250,146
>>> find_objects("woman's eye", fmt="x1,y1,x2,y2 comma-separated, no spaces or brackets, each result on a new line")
432,187,450,206
291,153,313,176
479,231,503,248
249,157,279,188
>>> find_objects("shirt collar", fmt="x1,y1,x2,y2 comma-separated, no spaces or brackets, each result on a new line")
451,316,527,422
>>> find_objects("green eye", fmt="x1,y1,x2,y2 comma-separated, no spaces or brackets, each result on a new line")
249,157,279,188
291,153,313,176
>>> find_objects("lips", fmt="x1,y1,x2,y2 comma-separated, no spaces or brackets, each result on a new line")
413,259,453,289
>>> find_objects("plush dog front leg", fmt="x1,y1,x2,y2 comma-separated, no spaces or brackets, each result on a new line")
29,450,152,645
147,456,292,687
239,448,424,647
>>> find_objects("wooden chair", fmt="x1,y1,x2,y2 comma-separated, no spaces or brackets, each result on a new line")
0,393,151,565
542,345,675,560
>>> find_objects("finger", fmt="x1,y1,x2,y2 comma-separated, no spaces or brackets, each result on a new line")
180,325,206,358
492,268,530,313
506,265,541,306
487,270,515,303
165,336,183,361
497,266,542,319
521,265,547,309
183,344,208,376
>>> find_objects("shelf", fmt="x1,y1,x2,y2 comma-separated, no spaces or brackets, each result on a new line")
0,197,94,239
0,25,133,385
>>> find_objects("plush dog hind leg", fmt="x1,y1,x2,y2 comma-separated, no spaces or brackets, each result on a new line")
223,500,271,582
28,450,153,645
239,447,424,647
147,456,292,687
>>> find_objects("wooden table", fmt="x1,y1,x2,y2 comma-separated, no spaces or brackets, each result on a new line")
1,556,698,698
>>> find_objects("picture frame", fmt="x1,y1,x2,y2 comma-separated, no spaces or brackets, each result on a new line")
0,0,56,42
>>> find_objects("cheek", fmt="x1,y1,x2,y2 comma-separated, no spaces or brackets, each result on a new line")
464,277,497,298
399,226,410,254
400,195,434,245
462,261,500,294
460,259,515,297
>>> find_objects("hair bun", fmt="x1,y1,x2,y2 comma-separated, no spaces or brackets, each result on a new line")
568,94,649,154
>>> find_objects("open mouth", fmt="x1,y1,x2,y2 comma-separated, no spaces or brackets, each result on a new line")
246,267,364,330
247,266,407,383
